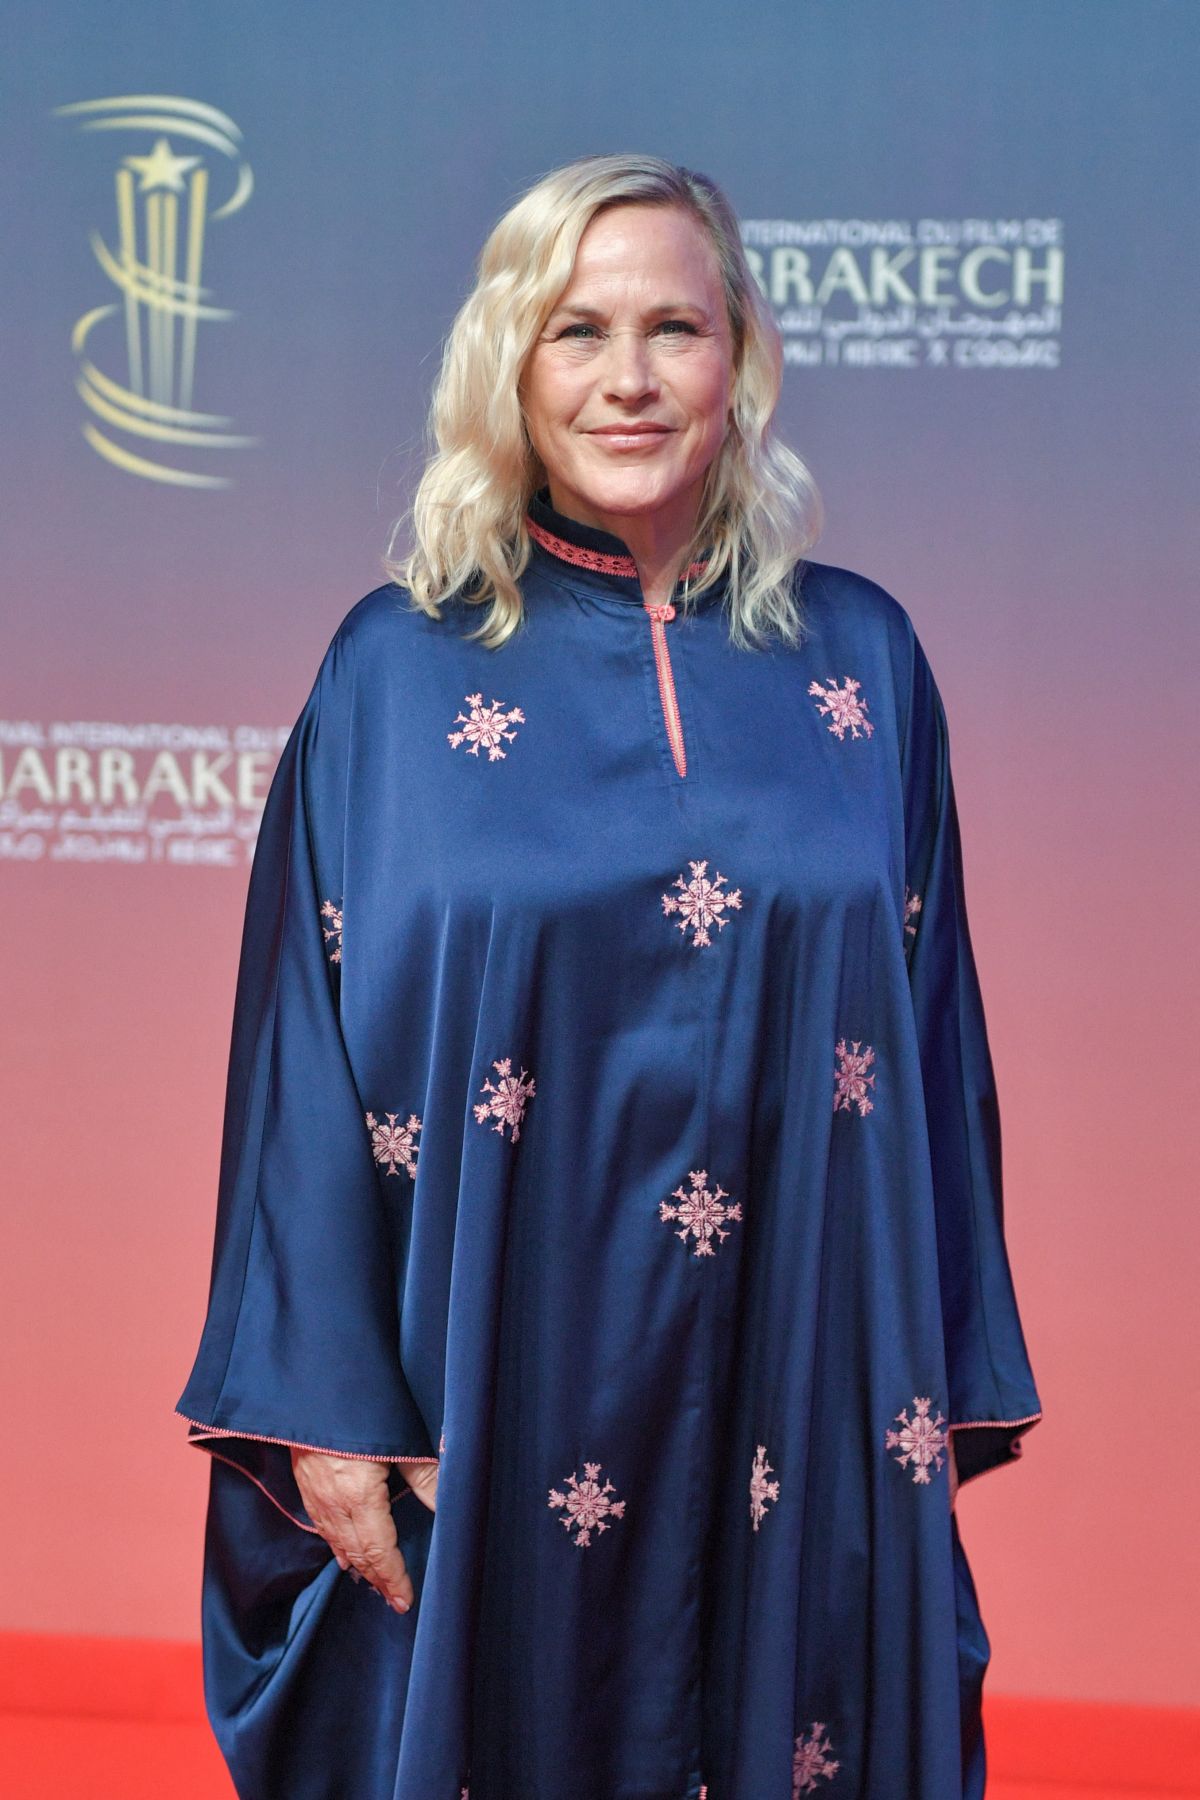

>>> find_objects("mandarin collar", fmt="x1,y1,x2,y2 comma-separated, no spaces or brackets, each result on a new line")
524,485,723,610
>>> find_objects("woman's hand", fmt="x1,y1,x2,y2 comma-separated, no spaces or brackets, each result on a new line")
290,1448,437,1612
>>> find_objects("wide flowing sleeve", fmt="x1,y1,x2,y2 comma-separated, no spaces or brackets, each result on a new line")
901,622,1043,1490
174,622,437,1531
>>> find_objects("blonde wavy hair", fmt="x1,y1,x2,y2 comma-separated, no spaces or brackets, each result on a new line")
383,153,823,651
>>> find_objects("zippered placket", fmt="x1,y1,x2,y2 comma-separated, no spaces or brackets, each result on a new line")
644,600,687,779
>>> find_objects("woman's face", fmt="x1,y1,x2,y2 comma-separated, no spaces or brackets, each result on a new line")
519,202,735,537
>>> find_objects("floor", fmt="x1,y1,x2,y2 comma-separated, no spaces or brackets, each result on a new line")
1,1633,1197,1799
3,1714,1200,1800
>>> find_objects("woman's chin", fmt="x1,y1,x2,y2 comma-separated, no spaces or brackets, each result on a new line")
565,468,690,521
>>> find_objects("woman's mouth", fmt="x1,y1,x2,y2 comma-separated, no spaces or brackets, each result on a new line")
587,425,674,451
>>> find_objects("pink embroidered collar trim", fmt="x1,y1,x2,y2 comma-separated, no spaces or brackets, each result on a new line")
526,515,709,584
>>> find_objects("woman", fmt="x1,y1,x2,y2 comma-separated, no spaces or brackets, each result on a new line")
176,153,1042,1800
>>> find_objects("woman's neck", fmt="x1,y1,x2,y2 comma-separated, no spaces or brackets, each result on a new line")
545,480,699,605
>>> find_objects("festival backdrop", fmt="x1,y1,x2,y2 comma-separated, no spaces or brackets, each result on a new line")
2,0,1196,1708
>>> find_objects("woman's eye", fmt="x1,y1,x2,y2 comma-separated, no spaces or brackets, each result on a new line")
554,319,698,341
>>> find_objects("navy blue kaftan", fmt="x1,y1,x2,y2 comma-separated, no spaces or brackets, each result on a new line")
175,489,1043,1800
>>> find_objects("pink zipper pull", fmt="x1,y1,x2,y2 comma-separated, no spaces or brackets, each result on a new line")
643,600,687,778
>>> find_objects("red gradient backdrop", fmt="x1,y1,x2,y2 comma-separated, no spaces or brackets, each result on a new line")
2,0,1197,1723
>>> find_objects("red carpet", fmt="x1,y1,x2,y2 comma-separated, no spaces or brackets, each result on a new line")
1,1632,1197,1799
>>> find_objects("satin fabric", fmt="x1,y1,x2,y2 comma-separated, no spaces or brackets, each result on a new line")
176,489,1041,1799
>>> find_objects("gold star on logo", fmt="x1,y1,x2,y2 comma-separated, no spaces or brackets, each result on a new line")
121,135,203,193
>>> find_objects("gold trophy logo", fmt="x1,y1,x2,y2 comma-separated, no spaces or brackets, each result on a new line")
54,94,257,488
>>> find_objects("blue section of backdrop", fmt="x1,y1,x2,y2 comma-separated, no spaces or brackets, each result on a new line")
2,0,1195,695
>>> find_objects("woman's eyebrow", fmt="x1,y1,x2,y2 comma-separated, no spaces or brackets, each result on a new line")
548,299,708,321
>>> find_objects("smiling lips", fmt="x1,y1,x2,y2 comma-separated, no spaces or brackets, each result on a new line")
587,423,674,449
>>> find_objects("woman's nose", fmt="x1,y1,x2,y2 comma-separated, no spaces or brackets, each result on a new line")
601,329,660,400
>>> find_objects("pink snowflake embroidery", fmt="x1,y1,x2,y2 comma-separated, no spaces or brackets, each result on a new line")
793,1722,840,1794
448,692,526,761
660,1169,743,1257
885,1396,949,1484
904,885,923,946
662,859,744,947
833,1038,876,1116
473,1056,535,1141
547,1460,626,1547
750,1442,780,1531
808,675,874,740
365,1110,422,1178
320,898,343,963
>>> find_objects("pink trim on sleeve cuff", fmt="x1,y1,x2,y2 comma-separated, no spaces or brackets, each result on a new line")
176,1408,441,1464
195,1444,325,1535
947,1410,1042,1439
947,1410,1043,1500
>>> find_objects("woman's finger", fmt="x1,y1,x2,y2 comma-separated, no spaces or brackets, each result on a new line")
400,1461,439,1512
290,1449,412,1607
340,1484,413,1611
